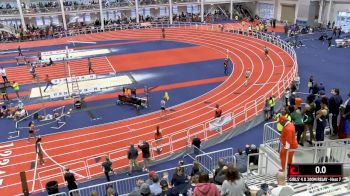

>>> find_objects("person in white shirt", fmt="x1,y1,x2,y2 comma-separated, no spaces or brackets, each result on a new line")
271,171,294,196
0,67,8,83
149,174,162,195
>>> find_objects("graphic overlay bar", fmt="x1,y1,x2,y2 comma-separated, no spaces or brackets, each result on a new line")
287,164,343,182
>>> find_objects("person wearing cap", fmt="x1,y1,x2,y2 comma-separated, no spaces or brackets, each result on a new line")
138,140,151,172
146,170,155,185
127,144,139,176
279,116,298,171
149,174,162,195
159,179,170,195
64,167,78,194
102,157,113,182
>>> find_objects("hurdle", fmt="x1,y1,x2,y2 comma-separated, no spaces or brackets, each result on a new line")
50,106,72,129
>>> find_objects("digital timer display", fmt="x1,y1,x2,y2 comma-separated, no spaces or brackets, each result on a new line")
287,164,343,182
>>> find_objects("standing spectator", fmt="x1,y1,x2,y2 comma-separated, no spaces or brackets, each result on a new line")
329,88,343,136
341,90,350,138
294,95,302,110
127,144,139,176
318,82,325,92
213,158,226,185
224,58,229,75
214,104,222,118
102,157,113,182
220,165,248,196
192,135,201,157
289,107,304,145
193,172,220,196
11,81,20,99
271,171,294,196
35,136,45,165
274,107,291,133
284,88,291,106
315,91,328,112
312,82,319,95
279,116,298,171
302,95,316,145
264,46,269,60
234,149,247,173
154,125,162,153
190,161,201,177
308,75,314,93
315,97,329,142
18,46,23,56
0,67,8,83
269,95,276,117
170,167,189,195
64,167,78,195
159,179,170,195
264,98,270,120
43,75,54,92
245,68,251,86
138,140,151,172
87,58,94,74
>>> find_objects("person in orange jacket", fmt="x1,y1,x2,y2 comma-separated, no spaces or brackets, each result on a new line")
279,116,298,171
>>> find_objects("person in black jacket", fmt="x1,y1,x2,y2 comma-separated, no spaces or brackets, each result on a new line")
64,167,78,195
127,144,139,176
138,140,151,172
192,135,201,157
213,158,226,185
329,88,343,136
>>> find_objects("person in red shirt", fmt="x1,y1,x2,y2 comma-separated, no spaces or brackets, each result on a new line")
295,95,302,110
214,104,222,118
279,116,298,171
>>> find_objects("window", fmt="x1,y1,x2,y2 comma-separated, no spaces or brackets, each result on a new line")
173,5,178,15
257,3,274,19
159,6,168,17
36,16,44,26
337,11,350,33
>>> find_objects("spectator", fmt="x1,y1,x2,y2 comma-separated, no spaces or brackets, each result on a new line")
315,91,328,112
341,90,350,138
318,82,325,93
213,158,227,185
294,95,302,110
329,88,343,136
268,95,276,117
149,174,162,195
278,116,298,171
127,144,139,176
315,97,329,142
235,149,247,173
64,167,78,195
221,165,248,196
246,144,258,165
102,157,113,182
193,172,220,196
106,186,118,196
192,135,201,157
308,75,314,93
190,174,199,193
159,179,170,196
264,98,270,120
274,107,291,133
90,190,98,196
129,178,145,195
139,183,153,196
271,172,294,196
289,107,304,145
170,167,189,195
145,171,155,185
190,161,201,177
138,140,151,172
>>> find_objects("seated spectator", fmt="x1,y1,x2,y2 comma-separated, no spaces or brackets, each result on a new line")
190,174,199,193
14,108,27,121
220,165,248,196
90,190,98,196
149,174,162,195
234,149,247,173
106,185,118,196
271,172,294,196
213,158,226,185
129,178,145,195
139,183,153,196
193,172,220,196
190,161,201,177
146,171,155,185
159,179,170,196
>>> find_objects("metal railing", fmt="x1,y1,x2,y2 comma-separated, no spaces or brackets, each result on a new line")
69,164,193,196
1,22,298,195
195,148,235,174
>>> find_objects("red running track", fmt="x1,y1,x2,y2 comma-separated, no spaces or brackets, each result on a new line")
0,26,296,195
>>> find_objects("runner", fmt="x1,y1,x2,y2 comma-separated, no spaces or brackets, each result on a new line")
161,28,165,39
35,136,45,165
154,125,163,153
88,58,95,74
160,97,167,119
28,121,37,143
224,58,229,75
264,46,269,60
245,68,251,86
43,74,54,92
